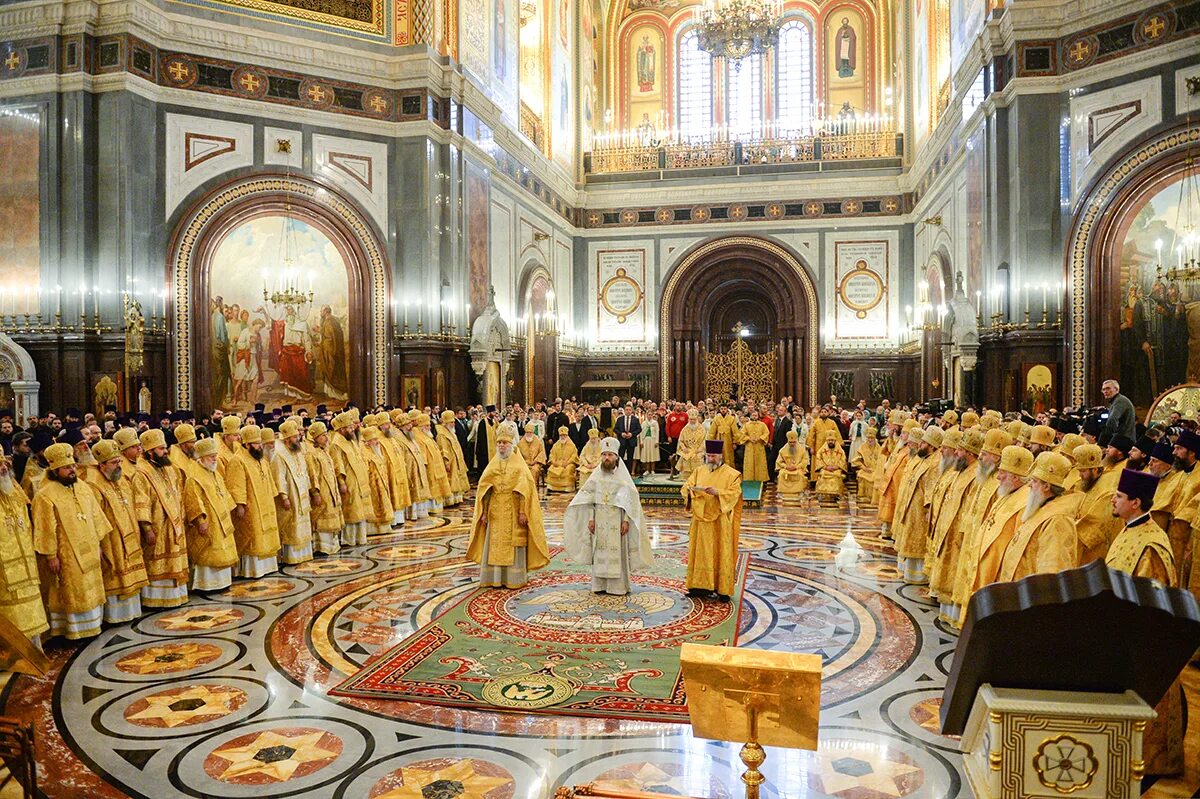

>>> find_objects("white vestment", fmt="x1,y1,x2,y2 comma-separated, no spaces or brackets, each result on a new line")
563,458,652,595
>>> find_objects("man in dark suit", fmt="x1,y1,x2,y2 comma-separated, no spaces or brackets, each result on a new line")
614,404,641,472
455,409,472,471
545,401,568,449
570,411,594,451
768,404,794,481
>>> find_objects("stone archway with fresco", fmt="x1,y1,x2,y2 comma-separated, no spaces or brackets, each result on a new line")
660,236,819,406
0,333,38,426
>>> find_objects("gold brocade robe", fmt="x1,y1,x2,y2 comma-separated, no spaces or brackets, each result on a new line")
304,447,344,534
329,434,372,523
952,474,1001,615
1104,516,1182,776
32,481,110,619
806,419,842,480
518,438,547,484
362,445,395,526
1071,470,1122,564
1150,469,1185,533
0,483,48,639
876,445,910,524
272,447,312,549
577,441,602,487
20,461,44,500
775,445,810,496
813,446,847,496
546,439,579,492
377,435,413,512
996,494,1079,583
466,456,550,571
709,415,742,463
396,433,432,504
216,436,239,480
926,462,978,601
88,474,149,599
682,463,743,595
892,455,942,560
740,420,770,482
676,424,707,479
224,450,281,558
851,442,881,503
168,444,192,473
436,424,471,495
181,462,239,569
969,486,1029,595
133,460,189,587
415,429,451,501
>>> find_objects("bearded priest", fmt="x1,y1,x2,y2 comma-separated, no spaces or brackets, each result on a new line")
681,440,743,601
564,437,653,595
467,426,550,589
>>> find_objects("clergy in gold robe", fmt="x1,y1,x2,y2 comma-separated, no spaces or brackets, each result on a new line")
876,419,916,537
360,427,396,535
1067,444,1122,565
576,428,603,488
950,429,1012,626
682,440,743,600
1107,468,1183,777
674,411,707,480
775,431,810,497
996,452,1079,583
329,411,373,544
466,427,549,588
518,429,548,485
32,444,110,640
273,420,314,564
813,432,848,503
851,428,881,505
224,425,282,577
740,417,770,482
805,411,842,483
216,415,242,479
1167,429,1200,579
414,412,452,511
437,410,470,505
394,411,432,521
966,445,1033,599
304,422,344,554
88,440,149,623
709,408,742,464
373,413,412,524
892,426,944,584
0,456,48,646
926,429,982,623
134,429,189,608
169,423,198,473
181,437,239,591
546,427,579,493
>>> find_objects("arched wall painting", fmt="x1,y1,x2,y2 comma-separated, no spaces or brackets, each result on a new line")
207,215,351,414
824,7,866,117
1113,168,1200,413
625,22,665,137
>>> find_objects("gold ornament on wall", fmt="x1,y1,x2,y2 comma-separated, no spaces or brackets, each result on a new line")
599,268,644,323
836,259,885,319
123,293,145,375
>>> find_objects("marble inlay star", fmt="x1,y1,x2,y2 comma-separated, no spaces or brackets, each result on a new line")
124,685,246,728
376,759,512,798
115,643,223,675
227,579,294,598
155,606,243,631
596,762,692,792
293,559,362,575
811,747,923,797
207,728,341,783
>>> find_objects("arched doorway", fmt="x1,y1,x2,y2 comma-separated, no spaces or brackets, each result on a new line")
660,237,819,406
920,253,951,400
168,175,390,412
519,263,559,405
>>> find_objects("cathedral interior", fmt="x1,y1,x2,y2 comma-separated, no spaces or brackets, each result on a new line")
1,0,1200,794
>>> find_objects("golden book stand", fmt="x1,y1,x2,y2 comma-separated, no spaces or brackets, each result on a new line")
680,643,822,798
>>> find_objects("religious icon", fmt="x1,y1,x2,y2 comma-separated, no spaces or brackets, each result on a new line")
835,18,857,78
403,375,425,409
636,35,656,92
836,101,857,134
636,113,657,146
123,296,145,375
494,0,508,80
138,380,152,415
93,375,118,418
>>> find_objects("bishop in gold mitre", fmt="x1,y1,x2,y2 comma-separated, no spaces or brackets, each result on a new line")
674,409,707,480
0,455,48,647
850,427,881,505
740,414,770,482
681,439,743,601
576,428,602,488
546,427,579,493
774,430,809,498
393,410,432,521
32,443,111,640
87,439,149,623
466,425,550,589
995,451,1079,583
372,412,411,525
329,411,372,545
272,420,315,565
518,427,548,486
224,425,282,578
181,437,240,591
360,426,397,536
437,410,471,505
812,431,848,503
305,422,345,555
134,429,190,608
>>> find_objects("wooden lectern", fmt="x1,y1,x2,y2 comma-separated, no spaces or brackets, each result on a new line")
941,561,1200,799
680,643,822,799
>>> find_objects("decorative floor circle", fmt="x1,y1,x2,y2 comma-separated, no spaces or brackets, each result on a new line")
220,578,304,600
289,558,370,576
373,543,445,561
367,757,514,798
152,605,245,632
115,643,224,676
123,684,248,729
202,726,343,784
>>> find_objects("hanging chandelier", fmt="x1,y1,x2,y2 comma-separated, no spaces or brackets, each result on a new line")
1156,81,1200,285
694,0,783,67
262,142,314,307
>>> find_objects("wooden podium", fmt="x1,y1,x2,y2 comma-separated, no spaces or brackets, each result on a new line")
942,561,1200,799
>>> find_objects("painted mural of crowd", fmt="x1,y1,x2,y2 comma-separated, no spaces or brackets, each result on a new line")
1118,277,1200,411
209,297,349,413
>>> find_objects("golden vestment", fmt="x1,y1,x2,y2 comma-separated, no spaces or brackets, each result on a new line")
329,434,372,523
740,420,770,482
851,442,881,503
466,455,549,586
437,424,471,497
415,428,451,502
876,445,909,524
88,473,149,600
133,460,190,593
892,455,942,561
168,444,192,473
951,473,1001,622
968,486,1029,596
813,446,847,496
272,446,313,559
32,481,110,636
1071,469,1122,564
577,440,602,487
224,450,281,558
675,424,707,479
20,461,44,500
361,445,396,527
775,445,810,496
396,433,432,505
682,463,743,596
546,439,579,492
0,483,48,640
996,494,1079,583
181,462,239,569
709,415,742,463
926,462,978,602
304,446,344,535
377,435,413,512
518,437,547,484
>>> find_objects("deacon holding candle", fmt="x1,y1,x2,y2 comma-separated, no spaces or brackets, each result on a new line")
681,440,743,602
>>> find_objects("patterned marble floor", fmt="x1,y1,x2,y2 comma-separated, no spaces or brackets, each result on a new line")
4,488,1198,798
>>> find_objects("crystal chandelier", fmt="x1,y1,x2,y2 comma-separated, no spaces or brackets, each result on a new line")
694,0,783,67
1156,80,1199,285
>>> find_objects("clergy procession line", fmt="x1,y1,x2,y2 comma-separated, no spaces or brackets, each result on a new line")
0,379,1193,780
